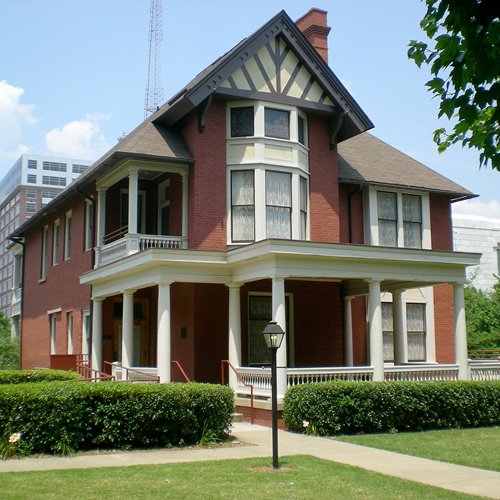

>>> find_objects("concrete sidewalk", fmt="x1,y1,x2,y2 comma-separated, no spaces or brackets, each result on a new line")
1,422,499,499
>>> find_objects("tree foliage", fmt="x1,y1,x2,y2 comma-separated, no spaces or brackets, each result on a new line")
465,277,500,349
0,313,18,370
408,0,500,170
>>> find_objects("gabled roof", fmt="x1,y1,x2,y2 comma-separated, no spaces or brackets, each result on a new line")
11,118,193,238
152,10,373,142
338,133,476,199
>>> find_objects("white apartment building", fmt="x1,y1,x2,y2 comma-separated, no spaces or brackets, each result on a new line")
453,213,500,291
0,154,92,332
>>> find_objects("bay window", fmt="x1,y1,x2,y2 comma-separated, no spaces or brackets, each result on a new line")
377,192,398,247
266,171,291,238
231,106,254,137
265,108,290,139
231,171,255,242
402,194,422,248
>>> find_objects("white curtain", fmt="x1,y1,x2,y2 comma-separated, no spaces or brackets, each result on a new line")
382,303,394,361
377,192,397,246
403,194,422,248
266,171,291,238
232,171,254,241
300,177,308,239
407,303,426,360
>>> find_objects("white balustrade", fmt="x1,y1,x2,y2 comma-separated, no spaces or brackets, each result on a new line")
384,364,459,381
470,360,500,381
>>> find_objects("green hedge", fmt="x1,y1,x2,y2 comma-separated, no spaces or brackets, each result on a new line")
0,369,81,384
283,380,500,436
0,382,234,455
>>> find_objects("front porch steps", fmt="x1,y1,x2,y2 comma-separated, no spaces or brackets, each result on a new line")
231,412,244,423
234,396,285,427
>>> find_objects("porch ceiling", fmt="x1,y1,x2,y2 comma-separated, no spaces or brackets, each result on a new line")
82,239,480,299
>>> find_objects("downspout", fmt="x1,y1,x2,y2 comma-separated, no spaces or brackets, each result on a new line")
76,187,96,362
347,183,364,244
8,236,25,369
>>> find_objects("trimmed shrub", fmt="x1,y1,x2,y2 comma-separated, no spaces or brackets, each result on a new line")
283,380,500,436
0,369,81,384
0,382,234,455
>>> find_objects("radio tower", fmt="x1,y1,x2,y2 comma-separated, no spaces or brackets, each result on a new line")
144,0,164,118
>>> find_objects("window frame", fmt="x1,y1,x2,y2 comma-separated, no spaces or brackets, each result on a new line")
231,170,255,243
64,210,72,260
40,225,49,281
52,219,60,266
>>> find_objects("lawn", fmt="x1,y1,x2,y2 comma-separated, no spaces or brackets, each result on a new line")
0,456,481,499
335,427,500,472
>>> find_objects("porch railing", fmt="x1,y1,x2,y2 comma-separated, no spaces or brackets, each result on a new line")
470,360,500,381
384,364,459,381
106,363,160,383
98,232,185,266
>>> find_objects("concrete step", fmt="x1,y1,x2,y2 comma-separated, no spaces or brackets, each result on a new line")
232,412,244,423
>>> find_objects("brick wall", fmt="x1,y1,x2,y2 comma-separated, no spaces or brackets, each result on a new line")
430,193,453,251
308,114,340,243
339,184,364,244
181,99,227,250
22,196,92,368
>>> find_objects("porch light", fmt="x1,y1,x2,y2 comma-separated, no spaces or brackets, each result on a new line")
262,320,285,469
262,321,285,350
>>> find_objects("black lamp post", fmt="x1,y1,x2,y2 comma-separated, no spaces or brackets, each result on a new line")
262,320,285,469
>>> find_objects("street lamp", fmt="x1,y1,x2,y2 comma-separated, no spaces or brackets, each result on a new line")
262,320,285,469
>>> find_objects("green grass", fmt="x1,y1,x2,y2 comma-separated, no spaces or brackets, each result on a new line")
0,456,482,499
335,427,500,472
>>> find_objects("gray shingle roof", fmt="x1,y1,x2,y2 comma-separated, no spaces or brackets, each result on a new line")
338,133,475,198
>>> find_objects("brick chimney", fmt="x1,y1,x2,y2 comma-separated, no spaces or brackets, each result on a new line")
295,8,331,64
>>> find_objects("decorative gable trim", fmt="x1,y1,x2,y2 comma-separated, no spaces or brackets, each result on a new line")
155,10,373,142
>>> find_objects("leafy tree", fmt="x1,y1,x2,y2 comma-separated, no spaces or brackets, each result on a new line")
465,277,500,350
408,0,500,170
0,312,19,370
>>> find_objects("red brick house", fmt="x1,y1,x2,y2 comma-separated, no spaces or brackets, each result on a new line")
12,9,484,398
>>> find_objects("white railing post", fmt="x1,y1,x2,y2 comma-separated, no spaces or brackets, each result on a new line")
121,289,136,371
227,284,242,389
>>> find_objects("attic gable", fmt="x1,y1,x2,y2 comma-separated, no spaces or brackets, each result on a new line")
155,10,373,142
218,35,335,108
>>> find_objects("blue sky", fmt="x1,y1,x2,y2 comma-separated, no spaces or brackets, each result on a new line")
1,0,498,217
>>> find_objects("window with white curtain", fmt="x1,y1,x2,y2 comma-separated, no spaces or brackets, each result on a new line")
407,303,426,361
266,171,291,239
381,302,426,362
300,177,308,239
377,191,398,246
231,170,255,241
402,194,422,248
382,302,394,362
377,191,423,249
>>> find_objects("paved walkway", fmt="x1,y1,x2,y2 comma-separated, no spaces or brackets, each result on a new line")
1,422,499,499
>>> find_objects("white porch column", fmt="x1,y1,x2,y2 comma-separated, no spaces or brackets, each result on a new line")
367,279,384,381
343,296,354,366
272,277,287,398
392,290,406,365
454,282,470,380
91,298,103,374
128,168,139,234
157,281,172,383
181,173,189,248
121,289,135,370
227,284,242,389
96,188,106,245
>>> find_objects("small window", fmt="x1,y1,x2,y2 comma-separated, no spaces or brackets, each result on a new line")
27,174,37,184
52,219,60,265
26,190,36,199
40,225,49,280
50,314,57,355
300,177,308,239
64,211,72,260
42,176,66,186
402,194,422,249
25,203,36,213
231,171,255,242
230,107,254,137
27,159,37,169
43,161,67,172
72,164,88,174
266,171,291,239
265,108,290,139
67,312,73,355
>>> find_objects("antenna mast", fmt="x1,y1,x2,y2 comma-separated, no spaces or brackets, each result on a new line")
144,0,164,118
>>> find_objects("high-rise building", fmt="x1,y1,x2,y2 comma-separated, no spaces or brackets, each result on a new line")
0,154,92,332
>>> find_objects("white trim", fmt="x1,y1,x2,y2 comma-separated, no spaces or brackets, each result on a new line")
64,210,72,260
52,218,60,266
67,311,73,355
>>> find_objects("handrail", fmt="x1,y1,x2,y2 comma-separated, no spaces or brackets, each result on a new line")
104,361,160,383
74,362,115,382
221,360,254,425
103,225,128,244
172,360,190,382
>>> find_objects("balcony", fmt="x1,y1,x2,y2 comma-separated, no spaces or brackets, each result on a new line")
96,227,187,267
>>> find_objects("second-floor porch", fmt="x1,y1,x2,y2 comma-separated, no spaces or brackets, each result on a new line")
94,159,189,267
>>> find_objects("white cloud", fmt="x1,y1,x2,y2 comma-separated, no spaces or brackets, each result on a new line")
45,113,110,161
453,199,500,220
0,80,36,161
